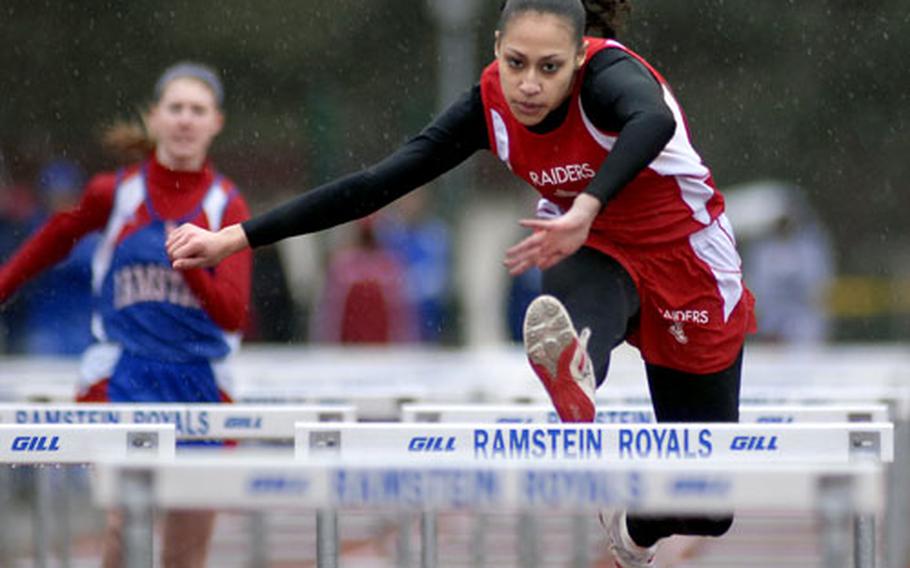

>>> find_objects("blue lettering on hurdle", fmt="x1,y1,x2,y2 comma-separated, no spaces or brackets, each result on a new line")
134,410,210,436
224,416,263,430
15,410,122,424
730,435,779,451
617,428,713,459
11,435,61,452
408,436,456,452
473,428,603,459
333,469,500,507
248,476,309,495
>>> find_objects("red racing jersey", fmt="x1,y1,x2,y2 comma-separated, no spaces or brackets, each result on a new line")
480,38,726,248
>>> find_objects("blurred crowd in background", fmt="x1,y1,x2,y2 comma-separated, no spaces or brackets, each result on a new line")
2,1,909,352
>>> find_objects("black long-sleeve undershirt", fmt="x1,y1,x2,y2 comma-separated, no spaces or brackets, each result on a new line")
244,48,676,248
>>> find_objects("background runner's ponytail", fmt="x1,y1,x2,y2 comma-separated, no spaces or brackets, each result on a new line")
101,116,155,164
581,0,631,38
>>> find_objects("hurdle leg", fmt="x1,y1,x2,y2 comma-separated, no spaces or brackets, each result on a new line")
470,513,488,567
884,409,909,568
516,512,540,568
32,466,51,568
420,510,438,568
57,467,73,568
120,468,154,568
854,513,876,568
248,511,269,568
570,513,591,568
396,512,415,567
316,509,339,568
818,474,854,568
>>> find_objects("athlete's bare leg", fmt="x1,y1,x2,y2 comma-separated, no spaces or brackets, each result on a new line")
100,509,216,568
161,510,216,568
101,511,125,568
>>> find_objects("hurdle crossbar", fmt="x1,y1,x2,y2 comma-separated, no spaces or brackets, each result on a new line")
294,422,894,463
401,403,890,424
0,403,356,440
92,455,884,514
0,424,175,463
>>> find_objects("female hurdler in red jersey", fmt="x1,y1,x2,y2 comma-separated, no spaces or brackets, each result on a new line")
0,62,250,568
167,2,754,566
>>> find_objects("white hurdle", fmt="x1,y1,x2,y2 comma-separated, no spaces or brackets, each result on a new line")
0,423,175,463
0,403,355,568
294,422,894,464
293,421,891,568
592,383,910,568
0,402,356,439
0,424,174,568
401,402,891,424
93,456,884,568
398,403,891,567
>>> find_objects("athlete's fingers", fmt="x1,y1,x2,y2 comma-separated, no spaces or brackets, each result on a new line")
168,224,208,260
506,256,536,276
518,218,555,231
170,241,210,269
169,237,206,265
166,233,191,260
172,256,206,270
504,247,540,268
165,224,194,256
504,245,538,269
505,248,543,273
165,234,184,259
505,230,546,259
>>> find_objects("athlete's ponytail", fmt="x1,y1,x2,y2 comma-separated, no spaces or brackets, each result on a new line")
100,116,155,165
581,0,631,38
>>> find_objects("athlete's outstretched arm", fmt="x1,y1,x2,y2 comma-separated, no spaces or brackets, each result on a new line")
168,87,489,269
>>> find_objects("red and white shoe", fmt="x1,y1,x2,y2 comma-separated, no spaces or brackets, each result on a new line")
522,295,596,423
601,510,657,568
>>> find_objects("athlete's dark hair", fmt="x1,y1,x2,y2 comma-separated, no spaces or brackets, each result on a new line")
498,0,631,42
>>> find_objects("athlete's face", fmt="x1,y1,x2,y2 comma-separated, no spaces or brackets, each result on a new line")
147,77,223,171
495,12,587,126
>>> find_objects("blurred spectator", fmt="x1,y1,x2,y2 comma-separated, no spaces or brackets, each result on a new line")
276,232,323,342
20,159,98,355
726,180,834,345
311,216,417,344
245,246,297,343
376,190,453,343
0,150,40,352
507,267,542,342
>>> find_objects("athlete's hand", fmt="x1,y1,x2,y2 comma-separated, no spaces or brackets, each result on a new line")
503,193,601,275
166,223,250,270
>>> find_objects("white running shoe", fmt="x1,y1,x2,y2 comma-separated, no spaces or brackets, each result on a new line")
523,295,596,423
601,510,657,568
